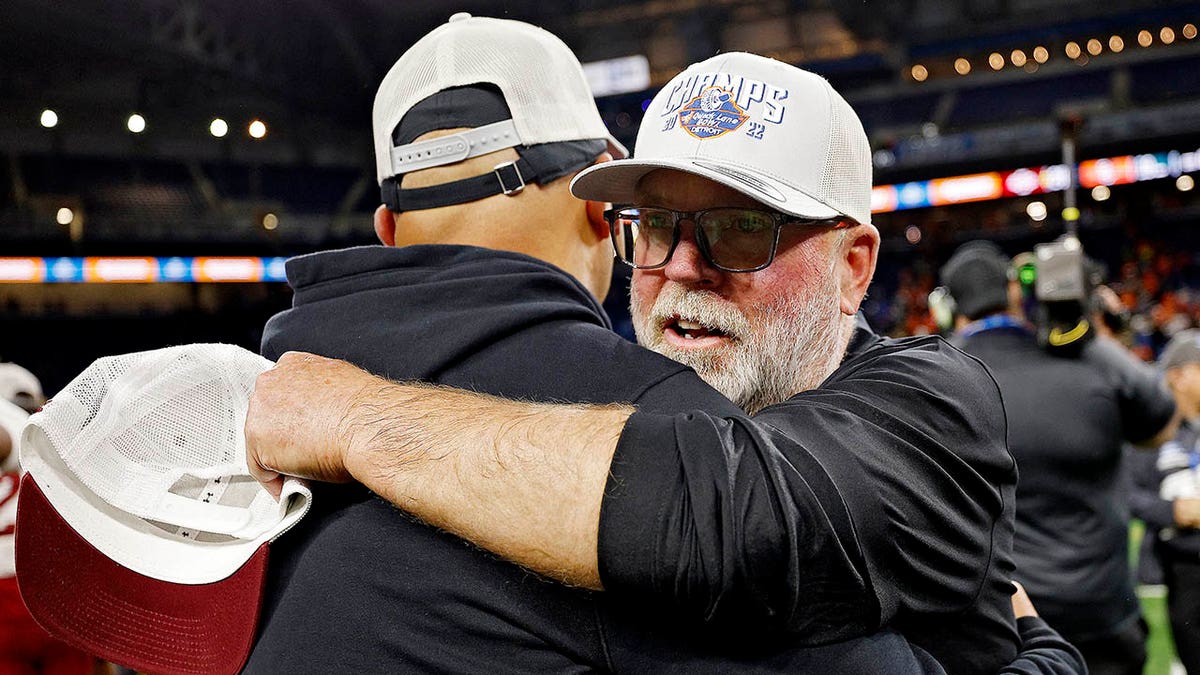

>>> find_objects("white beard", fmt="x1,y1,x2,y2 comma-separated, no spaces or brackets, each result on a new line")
631,269,850,415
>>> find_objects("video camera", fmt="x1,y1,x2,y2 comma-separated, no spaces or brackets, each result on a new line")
1015,236,1104,354
929,235,1119,355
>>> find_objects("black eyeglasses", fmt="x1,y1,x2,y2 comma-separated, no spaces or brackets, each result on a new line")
604,206,843,273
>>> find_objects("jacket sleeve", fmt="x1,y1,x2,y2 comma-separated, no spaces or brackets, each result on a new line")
597,337,1016,642
1158,439,1198,501
1125,446,1175,529
997,618,1087,675
1087,337,1176,444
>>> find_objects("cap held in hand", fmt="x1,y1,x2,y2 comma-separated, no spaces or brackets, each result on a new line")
16,343,311,675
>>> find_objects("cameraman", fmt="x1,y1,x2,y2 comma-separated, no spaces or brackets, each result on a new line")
938,240,1178,675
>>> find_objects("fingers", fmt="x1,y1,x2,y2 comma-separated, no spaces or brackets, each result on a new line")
244,349,359,488
255,469,285,501
246,365,284,499
1010,580,1038,619
245,433,283,502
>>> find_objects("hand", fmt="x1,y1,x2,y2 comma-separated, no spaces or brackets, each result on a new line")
1093,285,1125,317
1010,581,1038,619
245,351,381,497
1175,498,1200,529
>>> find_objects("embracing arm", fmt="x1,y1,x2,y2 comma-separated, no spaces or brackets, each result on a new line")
244,351,880,635
246,351,628,588
248,341,1011,643
245,352,880,635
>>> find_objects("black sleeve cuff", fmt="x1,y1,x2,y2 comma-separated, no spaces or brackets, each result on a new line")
597,411,683,593
1008,616,1087,675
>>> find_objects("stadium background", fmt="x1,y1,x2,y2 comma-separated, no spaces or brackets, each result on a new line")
1,1,1198,671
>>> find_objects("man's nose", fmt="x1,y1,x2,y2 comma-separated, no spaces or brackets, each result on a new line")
662,222,722,286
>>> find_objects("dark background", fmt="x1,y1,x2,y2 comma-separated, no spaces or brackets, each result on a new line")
2,0,1199,393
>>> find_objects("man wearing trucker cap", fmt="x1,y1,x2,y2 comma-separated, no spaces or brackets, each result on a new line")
246,14,1082,674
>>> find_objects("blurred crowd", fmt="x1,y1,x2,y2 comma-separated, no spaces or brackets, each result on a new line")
876,235,1200,360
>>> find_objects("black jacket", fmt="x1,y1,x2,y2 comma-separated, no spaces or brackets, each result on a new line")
606,315,1021,674
961,324,1174,642
244,244,942,674
246,244,1079,674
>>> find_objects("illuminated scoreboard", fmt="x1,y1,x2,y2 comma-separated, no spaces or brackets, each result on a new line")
0,257,289,283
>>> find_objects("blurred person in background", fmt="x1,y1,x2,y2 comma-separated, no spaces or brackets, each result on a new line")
1092,281,1176,588
939,240,1178,675
1091,280,1183,598
0,364,104,674
0,363,44,472
1156,329,1200,674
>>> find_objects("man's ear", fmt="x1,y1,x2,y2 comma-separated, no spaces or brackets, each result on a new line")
585,200,610,242
580,152,614,243
374,205,397,247
838,223,880,316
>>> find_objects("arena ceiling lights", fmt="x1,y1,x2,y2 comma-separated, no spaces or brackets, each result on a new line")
908,21,1198,82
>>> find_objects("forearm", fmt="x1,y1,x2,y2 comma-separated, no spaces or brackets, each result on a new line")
998,617,1087,675
343,380,630,589
1131,493,1177,530
1136,407,1181,449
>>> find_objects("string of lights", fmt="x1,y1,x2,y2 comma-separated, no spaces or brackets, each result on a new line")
908,21,1197,82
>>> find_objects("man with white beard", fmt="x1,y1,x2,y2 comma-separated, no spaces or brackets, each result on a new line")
247,53,1028,673
628,216,847,417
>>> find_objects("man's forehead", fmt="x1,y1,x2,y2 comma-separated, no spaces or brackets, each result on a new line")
634,169,766,208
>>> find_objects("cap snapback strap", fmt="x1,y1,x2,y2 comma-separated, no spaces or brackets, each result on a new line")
381,138,607,212
383,158,529,211
389,120,521,175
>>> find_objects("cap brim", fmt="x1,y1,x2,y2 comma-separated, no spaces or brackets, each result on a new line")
570,157,843,221
16,475,265,675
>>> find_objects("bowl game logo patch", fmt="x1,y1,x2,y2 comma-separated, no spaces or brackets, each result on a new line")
677,87,749,139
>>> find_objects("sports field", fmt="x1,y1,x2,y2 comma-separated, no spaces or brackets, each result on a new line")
1134,519,1183,675
1142,588,1181,675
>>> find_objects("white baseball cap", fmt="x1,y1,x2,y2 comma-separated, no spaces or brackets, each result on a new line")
571,52,873,225
15,344,311,675
372,12,626,186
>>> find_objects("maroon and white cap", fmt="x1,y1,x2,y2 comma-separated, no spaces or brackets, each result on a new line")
15,344,311,675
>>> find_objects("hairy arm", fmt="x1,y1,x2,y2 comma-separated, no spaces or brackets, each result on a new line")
245,351,629,588
249,341,1011,651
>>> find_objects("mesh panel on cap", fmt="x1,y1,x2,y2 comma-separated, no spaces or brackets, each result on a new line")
372,16,616,182
37,344,272,528
819,91,873,225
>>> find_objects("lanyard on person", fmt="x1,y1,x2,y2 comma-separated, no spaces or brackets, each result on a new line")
957,314,1031,340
